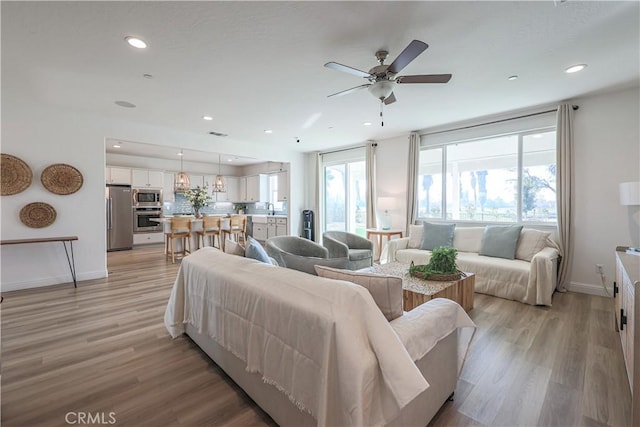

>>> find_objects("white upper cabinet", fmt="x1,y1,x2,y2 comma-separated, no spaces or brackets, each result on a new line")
163,172,175,202
106,166,131,185
276,171,289,201
225,176,240,202
245,174,268,202
188,174,205,189
132,169,163,188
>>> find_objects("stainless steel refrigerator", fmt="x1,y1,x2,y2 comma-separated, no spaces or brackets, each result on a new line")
106,184,133,251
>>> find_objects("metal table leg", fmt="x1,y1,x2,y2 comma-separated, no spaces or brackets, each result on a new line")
62,240,77,288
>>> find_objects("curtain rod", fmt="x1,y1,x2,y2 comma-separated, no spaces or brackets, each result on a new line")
422,105,579,137
320,143,373,156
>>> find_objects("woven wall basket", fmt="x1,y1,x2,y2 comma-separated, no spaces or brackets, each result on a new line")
1,153,33,196
20,202,57,228
41,163,83,195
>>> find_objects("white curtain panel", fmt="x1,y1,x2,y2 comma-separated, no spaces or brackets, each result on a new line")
315,152,322,243
366,141,377,229
406,133,420,235
556,104,574,291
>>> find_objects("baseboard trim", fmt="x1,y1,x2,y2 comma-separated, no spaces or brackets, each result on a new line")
2,270,108,292
567,281,613,298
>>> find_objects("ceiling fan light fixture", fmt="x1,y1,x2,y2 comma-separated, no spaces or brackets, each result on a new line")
368,80,395,101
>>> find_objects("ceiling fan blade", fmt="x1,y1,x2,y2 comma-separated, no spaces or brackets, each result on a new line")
327,84,371,98
324,62,372,78
384,92,397,105
387,40,428,75
396,74,452,84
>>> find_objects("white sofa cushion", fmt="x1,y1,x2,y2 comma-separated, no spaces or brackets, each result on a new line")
408,224,424,249
452,227,485,253
314,265,403,321
516,229,552,262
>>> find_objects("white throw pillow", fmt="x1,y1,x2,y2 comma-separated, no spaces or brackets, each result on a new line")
453,227,484,253
408,224,424,249
224,239,245,257
516,229,552,262
314,265,403,321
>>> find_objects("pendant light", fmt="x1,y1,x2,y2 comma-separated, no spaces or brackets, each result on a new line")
174,150,191,192
211,153,226,193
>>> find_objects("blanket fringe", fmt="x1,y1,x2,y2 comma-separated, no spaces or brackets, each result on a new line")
193,323,317,419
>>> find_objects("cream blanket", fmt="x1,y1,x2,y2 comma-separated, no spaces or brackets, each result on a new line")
165,248,430,426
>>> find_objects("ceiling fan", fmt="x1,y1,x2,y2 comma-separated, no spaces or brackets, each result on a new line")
324,40,452,115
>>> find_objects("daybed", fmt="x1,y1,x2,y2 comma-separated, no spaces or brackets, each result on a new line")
381,224,560,306
165,247,475,427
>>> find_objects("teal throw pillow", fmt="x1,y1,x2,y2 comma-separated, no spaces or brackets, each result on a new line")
245,237,272,264
479,225,524,259
420,222,456,251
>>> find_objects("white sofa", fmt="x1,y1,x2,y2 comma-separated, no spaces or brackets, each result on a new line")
165,247,475,427
382,225,560,306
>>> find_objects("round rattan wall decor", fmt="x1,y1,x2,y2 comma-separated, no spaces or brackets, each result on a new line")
41,163,83,195
1,153,33,196
20,202,57,228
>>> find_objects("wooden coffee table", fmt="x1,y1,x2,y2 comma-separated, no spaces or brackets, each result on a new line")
369,262,475,312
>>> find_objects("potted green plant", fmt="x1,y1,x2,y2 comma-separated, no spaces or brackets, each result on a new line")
409,246,466,281
234,204,247,214
184,185,212,218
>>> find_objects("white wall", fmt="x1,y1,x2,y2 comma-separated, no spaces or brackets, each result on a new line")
569,86,640,295
1,102,305,291
106,152,241,176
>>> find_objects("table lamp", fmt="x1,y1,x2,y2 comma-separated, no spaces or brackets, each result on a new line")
377,197,395,230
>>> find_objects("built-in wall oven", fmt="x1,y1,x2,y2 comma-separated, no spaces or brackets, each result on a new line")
133,188,162,207
133,208,163,233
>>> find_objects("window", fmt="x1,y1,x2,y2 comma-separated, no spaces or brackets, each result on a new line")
322,148,367,236
418,129,556,223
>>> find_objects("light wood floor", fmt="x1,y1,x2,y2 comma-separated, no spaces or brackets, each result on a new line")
1,245,631,426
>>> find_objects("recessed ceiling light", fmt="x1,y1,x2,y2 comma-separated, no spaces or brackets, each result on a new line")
507,75,518,81
112,144,121,148
202,115,213,121
114,100,136,108
177,152,184,156
264,129,273,134
363,122,372,126
227,158,233,162
565,64,586,74
125,36,147,49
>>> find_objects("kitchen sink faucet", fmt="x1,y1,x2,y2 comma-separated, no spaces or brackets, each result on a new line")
267,203,275,215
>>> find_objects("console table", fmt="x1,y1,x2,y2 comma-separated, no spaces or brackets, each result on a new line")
1,236,78,288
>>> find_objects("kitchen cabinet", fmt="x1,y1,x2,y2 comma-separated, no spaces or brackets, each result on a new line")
106,166,131,184
276,171,289,201
253,223,268,241
163,172,175,202
267,217,288,238
132,169,163,188
133,232,164,245
225,176,240,202
245,174,268,202
616,249,640,393
188,174,205,189
239,177,247,202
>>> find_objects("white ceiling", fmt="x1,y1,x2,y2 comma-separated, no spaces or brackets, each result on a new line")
3,1,639,156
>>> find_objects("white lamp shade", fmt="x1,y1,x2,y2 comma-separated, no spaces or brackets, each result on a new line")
377,197,395,212
619,182,640,206
368,81,395,101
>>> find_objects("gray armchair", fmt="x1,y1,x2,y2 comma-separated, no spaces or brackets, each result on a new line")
265,236,348,275
322,231,373,270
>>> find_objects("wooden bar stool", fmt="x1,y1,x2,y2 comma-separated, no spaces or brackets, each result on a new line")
223,214,247,245
165,217,192,263
197,216,222,249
